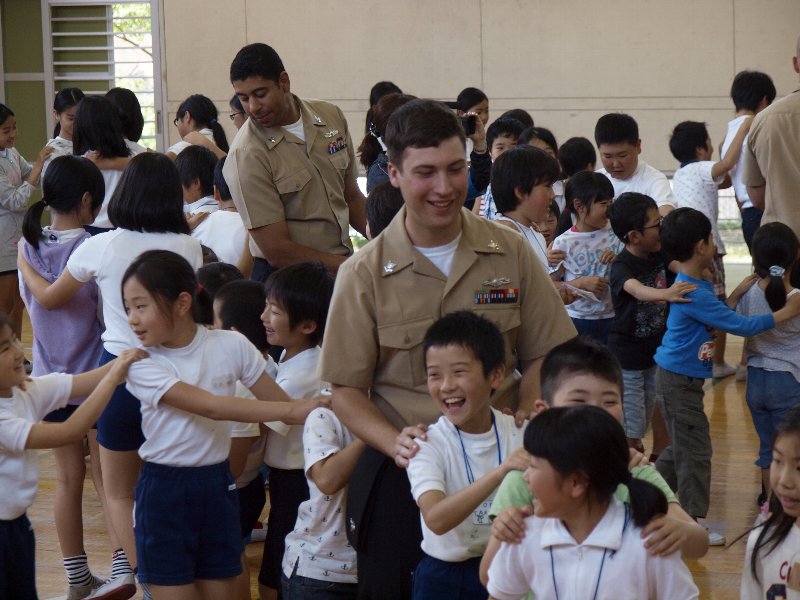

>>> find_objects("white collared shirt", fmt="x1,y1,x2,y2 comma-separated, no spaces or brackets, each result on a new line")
183,195,218,213
487,497,699,600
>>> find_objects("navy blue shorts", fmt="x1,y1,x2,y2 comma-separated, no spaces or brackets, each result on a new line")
412,555,486,600
96,349,145,451
135,460,243,586
259,467,309,589
44,403,78,423
0,514,36,599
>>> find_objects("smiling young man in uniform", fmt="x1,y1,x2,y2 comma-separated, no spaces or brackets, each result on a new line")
320,99,575,599
223,43,366,280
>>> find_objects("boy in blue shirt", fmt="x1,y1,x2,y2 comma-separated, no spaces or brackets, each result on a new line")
653,207,800,544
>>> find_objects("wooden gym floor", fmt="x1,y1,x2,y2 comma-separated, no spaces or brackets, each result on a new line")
27,264,759,599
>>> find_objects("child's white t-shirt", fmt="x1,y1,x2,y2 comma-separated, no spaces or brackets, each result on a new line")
264,347,325,470
550,224,622,320
741,522,800,599
721,115,753,210
91,168,124,229
67,229,203,356
487,497,699,600
184,196,218,214
42,136,73,179
407,408,524,562
672,161,726,254
167,127,214,157
191,209,248,266
126,326,266,467
597,161,677,209
282,407,357,583
0,373,72,519
231,356,278,488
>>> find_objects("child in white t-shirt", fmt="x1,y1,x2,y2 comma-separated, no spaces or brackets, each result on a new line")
669,118,752,378
0,310,143,600
212,279,280,600
120,250,321,598
259,261,335,600
281,408,364,598
406,311,528,600
550,171,622,343
486,405,699,600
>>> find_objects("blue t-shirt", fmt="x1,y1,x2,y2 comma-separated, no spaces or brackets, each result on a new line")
654,273,774,378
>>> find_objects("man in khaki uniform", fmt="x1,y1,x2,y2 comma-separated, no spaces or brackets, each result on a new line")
223,43,366,280
742,34,800,237
320,99,575,599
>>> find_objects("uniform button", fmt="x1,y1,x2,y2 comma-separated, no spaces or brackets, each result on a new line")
404,334,410,343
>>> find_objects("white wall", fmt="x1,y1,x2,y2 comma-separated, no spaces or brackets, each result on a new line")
163,0,800,172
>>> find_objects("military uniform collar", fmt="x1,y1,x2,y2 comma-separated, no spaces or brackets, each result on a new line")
378,206,506,279
252,95,326,150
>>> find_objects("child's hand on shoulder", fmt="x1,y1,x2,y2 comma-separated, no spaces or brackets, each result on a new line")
727,273,759,306
491,504,533,544
394,423,428,468
628,446,650,469
108,348,149,385
641,513,687,557
598,249,616,265
501,447,530,475
286,397,326,425
664,280,696,303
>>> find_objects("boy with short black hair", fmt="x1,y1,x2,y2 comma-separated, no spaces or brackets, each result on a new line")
407,311,528,600
473,117,526,221
723,70,776,252
558,136,596,178
607,192,692,454
365,181,404,239
258,261,334,600
491,145,560,266
594,113,676,215
175,145,219,213
654,207,800,544
179,149,248,266
479,336,710,592
669,118,752,379
213,156,236,210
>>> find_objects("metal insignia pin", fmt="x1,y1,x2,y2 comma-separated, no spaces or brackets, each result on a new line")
313,115,323,124
322,129,339,138
487,240,501,251
268,136,276,143
482,277,511,288
383,260,396,274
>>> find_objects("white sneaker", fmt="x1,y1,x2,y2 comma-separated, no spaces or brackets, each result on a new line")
707,529,726,546
65,575,104,600
250,520,268,543
85,574,136,600
712,363,737,379
736,364,748,382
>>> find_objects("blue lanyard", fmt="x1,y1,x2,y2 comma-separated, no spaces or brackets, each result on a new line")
455,412,501,484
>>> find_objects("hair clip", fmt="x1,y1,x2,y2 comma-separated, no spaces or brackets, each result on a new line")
769,265,786,277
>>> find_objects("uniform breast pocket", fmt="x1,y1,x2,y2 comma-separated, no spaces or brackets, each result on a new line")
377,316,434,389
473,305,521,358
329,150,349,172
274,167,312,198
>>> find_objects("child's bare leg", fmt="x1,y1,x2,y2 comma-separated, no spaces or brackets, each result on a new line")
150,582,200,600
258,582,278,600
0,273,24,337
713,330,728,366
198,577,237,600
762,467,771,500
87,431,122,550
233,554,251,600
99,447,141,568
52,440,88,557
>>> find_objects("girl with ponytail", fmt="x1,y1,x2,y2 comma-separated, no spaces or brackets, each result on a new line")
167,93,229,159
734,222,800,507
19,155,120,597
485,405,699,599
43,87,85,177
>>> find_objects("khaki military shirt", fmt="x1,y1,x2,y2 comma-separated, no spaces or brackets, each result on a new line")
223,96,357,259
319,207,576,430
742,90,800,235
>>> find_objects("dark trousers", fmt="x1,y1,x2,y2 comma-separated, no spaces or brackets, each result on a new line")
347,447,423,600
0,514,36,600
